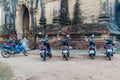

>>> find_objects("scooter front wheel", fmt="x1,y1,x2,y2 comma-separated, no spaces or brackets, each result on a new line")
47,53,52,58
22,48,27,56
1,49,11,58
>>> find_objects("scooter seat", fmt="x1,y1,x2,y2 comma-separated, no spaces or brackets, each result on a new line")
6,44,14,46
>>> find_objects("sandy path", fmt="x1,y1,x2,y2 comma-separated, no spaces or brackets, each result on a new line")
0,50,120,80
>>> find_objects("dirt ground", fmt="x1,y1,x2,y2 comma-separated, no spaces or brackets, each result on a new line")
0,50,120,80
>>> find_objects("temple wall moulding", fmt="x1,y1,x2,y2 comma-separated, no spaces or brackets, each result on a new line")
18,0,31,10
45,0,61,3
29,9,37,15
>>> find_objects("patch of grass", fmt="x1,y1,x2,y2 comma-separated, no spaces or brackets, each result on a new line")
0,62,13,80
114,49,120,54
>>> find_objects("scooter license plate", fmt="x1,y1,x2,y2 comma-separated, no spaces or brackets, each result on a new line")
89,50,94,53
40,51,45,53
107,49,112,52
63,50,68,53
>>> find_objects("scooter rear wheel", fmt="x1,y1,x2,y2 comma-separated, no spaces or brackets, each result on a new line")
1,49,11,58
89,54,94,60
63,54,68,61
108,55,112,61
91,54,94,60
42,54,46,61
65,56,68,61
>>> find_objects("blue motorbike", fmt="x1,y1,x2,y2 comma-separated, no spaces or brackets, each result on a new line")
1,40,27,58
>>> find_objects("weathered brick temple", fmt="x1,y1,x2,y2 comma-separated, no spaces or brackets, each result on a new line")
0,0,120,49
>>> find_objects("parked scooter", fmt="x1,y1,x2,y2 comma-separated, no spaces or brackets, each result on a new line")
61,38,70,61
88,45,96,59
43,39,52,58
104,39,114,60
1,40,27,58
88,40,96,59
105,44,114,60
39,43,47,61
88,34,96,59
39,39,52,61
62,46,69,61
